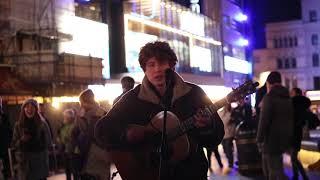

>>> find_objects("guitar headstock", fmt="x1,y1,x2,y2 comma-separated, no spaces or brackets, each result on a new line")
226,80,259,103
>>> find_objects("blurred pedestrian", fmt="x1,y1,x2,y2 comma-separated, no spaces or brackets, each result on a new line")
57,109,78,180
290,87,310,180
113,76,135,105
257,71,294,179
255,83,267,123
11,99,50,180
219,104,235,170
206,146,223,173
38,103,56,173
0,97,12,179
72,89,110,180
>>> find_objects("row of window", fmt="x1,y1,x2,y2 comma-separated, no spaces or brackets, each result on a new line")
283,77,320,90
273,37,298,48
277,53,320,69
273,34,318,48
277,58,296,69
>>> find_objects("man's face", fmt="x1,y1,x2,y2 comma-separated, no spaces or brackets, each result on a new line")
144,57,170,90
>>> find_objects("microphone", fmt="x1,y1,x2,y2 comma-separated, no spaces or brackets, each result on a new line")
165,68,175,88
162,69,175,108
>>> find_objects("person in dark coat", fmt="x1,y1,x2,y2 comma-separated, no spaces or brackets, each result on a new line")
290,87,310,180
113,76,135,105
71,89,110,180
95,41,225,180
257,71,294,180
255,83,267,123
0,97,12,179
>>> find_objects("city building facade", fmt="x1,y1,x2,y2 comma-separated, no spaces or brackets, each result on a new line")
253,0,320,91
0,0,108,104
202,0,252,88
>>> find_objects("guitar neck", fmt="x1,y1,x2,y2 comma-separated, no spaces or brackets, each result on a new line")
168,97,228,141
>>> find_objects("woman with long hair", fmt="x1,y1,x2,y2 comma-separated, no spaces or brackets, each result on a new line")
11,99,50,180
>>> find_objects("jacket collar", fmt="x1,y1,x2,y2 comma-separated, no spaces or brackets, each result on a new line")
138,72,192,105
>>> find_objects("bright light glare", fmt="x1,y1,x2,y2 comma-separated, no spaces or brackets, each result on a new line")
235,13,248,22
199,85,232,102
190,46,212,72
89,84,123,105
180,11,205,37
224,56,252,74
306,91,320,101
125,14,221,46
57,14,110,78
237,38,249,46
125,31,158,72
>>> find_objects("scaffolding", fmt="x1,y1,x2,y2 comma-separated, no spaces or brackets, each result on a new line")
0,0,105,97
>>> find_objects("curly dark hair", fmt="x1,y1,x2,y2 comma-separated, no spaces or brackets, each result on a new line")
138,41,178,71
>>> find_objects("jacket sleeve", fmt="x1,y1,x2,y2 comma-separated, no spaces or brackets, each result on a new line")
94,100,130,151
257,96,272,143
11,123,22,149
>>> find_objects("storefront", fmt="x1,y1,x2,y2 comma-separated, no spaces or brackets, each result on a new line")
122,1,222,76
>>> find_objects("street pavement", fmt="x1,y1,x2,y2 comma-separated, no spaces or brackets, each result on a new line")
47,145,320,180
47,164,320,180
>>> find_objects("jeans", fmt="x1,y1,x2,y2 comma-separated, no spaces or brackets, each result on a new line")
222,138,234,168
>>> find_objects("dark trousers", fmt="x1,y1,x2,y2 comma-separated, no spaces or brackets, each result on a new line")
290,149,309,180
64,153,80,180
0,153,10,178
222,138,234,168
207,147,223,169
262,153,288,180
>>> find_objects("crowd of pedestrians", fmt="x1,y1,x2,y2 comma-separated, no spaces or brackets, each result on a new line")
0,71,320,180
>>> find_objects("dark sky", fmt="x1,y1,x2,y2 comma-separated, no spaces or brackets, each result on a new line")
174,0,301,49
248,0,301,48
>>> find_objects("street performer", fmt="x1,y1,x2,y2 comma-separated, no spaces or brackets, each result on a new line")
95,41,224,180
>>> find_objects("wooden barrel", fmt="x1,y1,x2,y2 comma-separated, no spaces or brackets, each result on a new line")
235,121,263,176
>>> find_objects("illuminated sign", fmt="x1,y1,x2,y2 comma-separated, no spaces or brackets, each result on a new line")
224,55,252,74
190,46,212,72
180,11,205,37
57,14,110,78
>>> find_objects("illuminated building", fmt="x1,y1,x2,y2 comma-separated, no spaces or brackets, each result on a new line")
253,0,320,91
202,0,252,87
0,0,108,105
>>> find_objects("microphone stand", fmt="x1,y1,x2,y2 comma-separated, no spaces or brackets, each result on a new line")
158,76,174,180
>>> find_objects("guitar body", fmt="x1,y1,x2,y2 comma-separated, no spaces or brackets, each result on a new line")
109,80,259,180
111,111,190,180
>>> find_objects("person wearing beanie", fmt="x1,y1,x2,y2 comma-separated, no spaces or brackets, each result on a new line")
257,71,294,179
72,89,110,180
11,99,50,180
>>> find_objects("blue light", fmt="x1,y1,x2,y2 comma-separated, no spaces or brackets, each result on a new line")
237,38,249,46
77,0,91,3
235,13,248,22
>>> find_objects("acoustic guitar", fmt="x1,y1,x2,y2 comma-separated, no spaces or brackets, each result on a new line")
111,80,259,180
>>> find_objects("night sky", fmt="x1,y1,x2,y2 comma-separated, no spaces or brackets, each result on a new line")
174,0,301,49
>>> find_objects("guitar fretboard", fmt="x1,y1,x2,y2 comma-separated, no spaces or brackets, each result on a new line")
167,97,229,141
